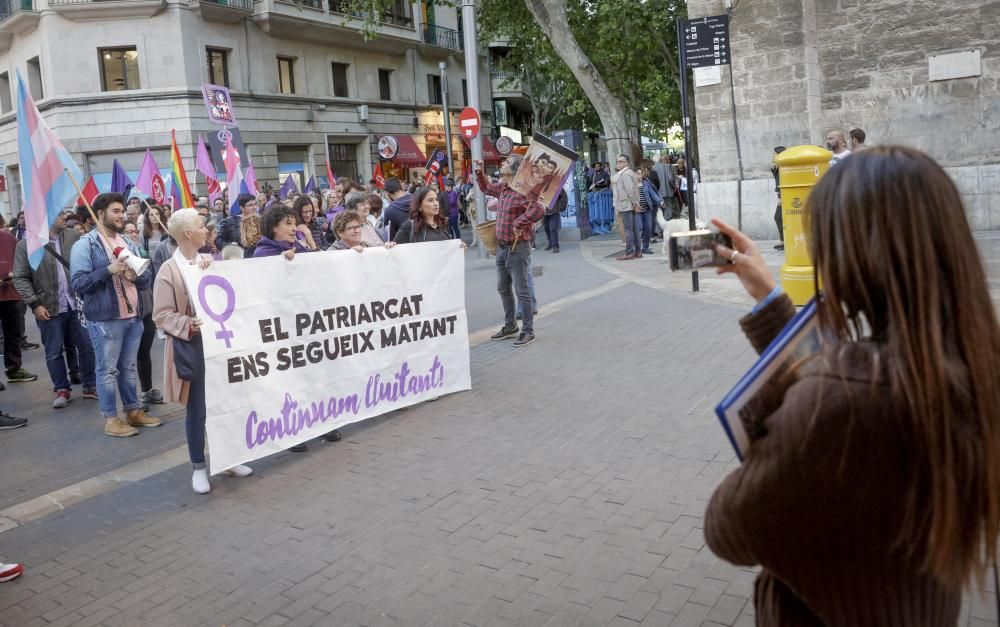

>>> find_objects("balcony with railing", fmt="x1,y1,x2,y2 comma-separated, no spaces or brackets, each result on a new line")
254,0,417,50
0,0,39,35
422,24,462,52
491,69,530,104
189,0,253,23
48,0,166,20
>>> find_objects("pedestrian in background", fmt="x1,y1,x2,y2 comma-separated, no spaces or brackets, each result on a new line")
612,154,642,260
13,213,86,408
293,195,327,251
849,128,867,151
543,188,566,253
153,208,253,494
124,221,163,408
676,158,698,211
443,179,461,240
772,146,787,251
69,193,161,438
705,145,1000,625
637,163,662,255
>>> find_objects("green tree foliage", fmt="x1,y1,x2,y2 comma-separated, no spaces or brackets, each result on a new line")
479,0,686,141
339,0,687,145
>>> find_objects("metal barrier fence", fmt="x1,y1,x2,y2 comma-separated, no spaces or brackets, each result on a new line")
587,190,614,235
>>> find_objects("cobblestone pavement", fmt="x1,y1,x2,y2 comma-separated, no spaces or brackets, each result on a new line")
0,231,997,626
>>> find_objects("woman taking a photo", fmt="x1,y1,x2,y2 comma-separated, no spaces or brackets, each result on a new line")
393,186,461,245
704,146,1000,625
152,209,253,494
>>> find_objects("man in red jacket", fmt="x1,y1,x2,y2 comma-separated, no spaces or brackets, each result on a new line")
0,228,38,386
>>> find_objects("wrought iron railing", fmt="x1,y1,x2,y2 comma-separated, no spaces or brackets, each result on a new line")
200,0,253,9
423,24,461,51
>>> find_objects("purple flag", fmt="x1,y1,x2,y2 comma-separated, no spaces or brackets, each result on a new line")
110,159,133,195
279,175,298,199
134,149,160,198
195,135,215,179
196,135,222,203
303,176,316,193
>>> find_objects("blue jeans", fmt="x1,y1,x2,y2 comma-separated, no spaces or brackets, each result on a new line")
186,374,207,468
37,311,95,392
638,209,654,251
516,256,538,317
621,210,641,255
448,216,461,239
496,241,534,334
88,317,144,418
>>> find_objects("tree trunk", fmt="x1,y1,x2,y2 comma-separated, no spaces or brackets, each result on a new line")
523,0,631,162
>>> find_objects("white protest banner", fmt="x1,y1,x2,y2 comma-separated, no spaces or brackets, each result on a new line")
178,241,470,474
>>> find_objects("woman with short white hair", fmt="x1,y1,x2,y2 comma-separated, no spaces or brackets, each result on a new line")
153,208,252,494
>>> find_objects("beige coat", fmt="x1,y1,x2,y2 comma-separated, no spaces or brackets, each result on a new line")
152,257,195,405
612,167,640,213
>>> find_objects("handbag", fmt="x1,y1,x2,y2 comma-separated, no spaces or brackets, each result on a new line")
172,333,204,381
169,263,204,381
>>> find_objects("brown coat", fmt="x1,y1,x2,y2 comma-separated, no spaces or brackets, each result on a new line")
705,294,960,626
152,257,195,406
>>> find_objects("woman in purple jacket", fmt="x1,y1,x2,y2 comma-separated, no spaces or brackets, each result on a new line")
253,205,340,450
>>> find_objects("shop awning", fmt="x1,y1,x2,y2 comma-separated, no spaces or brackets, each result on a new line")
379,135,427,167
462,135,504,163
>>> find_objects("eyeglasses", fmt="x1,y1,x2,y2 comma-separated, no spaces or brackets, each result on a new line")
344,224,363,232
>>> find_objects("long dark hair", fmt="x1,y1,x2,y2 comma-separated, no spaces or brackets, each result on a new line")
408,186,442,232
807,145,1000,585
142,204,165,239
292,196,316,226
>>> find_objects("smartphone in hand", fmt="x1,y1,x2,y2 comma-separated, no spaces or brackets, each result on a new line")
668,229,734,272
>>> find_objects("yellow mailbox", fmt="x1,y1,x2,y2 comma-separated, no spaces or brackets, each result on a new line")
775,145,832,306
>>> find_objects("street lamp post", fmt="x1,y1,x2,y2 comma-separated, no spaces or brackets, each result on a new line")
461,0,487,257
439,61,454,177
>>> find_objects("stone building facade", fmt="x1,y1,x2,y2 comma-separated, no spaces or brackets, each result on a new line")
0,0,491,214
688,0,1000,238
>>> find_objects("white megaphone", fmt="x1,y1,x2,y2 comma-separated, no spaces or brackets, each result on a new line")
114,247,150,275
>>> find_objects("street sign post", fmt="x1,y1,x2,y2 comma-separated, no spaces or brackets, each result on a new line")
681,15,730,69
459,107,481,139
676,14,731,293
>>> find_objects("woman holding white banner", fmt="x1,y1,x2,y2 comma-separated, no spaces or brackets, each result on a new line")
153,209,253,494
329,210,398,253
255,204,342,451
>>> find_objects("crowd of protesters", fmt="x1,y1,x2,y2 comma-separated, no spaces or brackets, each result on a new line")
0,167,491,497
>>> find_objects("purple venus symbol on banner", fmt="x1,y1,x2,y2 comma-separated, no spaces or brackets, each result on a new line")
198,276,236,348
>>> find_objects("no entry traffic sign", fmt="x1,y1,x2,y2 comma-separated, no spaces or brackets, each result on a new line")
459,107,481,139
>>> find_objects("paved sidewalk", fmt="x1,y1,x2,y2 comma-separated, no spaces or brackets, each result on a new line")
0,239,614,514
0,232,996,626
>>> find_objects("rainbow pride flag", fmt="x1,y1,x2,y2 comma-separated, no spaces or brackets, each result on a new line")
170,130,195,209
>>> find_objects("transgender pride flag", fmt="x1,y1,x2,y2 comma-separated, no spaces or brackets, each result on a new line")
224,135,249,216
16,71,84,269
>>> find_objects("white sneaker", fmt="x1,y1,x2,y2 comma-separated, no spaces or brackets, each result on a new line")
192,469,211,494
224,464,253,478
1,563,23,582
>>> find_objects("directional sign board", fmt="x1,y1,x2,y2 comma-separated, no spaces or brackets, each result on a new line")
681,14,730,69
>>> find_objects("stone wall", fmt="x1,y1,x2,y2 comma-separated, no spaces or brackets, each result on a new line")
688,0,1000,237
